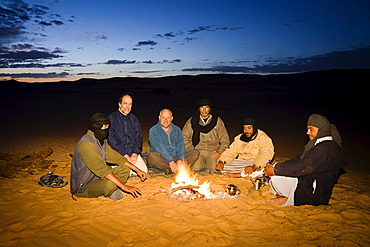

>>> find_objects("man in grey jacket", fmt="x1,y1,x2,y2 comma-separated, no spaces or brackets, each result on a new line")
182,99,230,173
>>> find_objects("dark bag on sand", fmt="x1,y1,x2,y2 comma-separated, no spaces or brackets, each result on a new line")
38,172,68,188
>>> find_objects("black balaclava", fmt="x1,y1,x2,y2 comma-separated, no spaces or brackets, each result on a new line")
240,117,258,142
300,114,342,159
88,113,111,145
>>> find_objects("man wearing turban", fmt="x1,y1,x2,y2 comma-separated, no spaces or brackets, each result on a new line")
216,117,274,176
182,99,230,173
264,114,345,206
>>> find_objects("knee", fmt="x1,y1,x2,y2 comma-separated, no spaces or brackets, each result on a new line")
102,181,117,197
147,152,167,170
186,150,200,165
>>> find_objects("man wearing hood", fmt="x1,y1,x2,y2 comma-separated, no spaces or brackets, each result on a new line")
182,99,230,173
216,117,274,175
70,113,147,200
264,114,346,206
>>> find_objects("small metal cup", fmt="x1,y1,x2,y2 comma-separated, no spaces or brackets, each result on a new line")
225,184,240,196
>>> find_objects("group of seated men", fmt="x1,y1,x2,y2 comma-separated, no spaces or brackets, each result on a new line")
70,93,346,206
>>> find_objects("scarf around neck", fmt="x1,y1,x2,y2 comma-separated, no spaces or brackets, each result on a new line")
191,111,218,147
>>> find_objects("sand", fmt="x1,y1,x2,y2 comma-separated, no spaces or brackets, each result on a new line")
1,70,370,246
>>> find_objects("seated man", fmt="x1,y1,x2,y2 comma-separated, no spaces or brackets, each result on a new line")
216,118,274,176
108,93,148,175
182,99,230,173
147,108,199,174
264,114,345,206
70,113,147,200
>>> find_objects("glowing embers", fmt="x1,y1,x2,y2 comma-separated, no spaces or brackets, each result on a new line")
158,164,240,201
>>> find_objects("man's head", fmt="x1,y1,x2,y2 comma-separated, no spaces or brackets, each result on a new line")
242,118,258,138
306,114,331,141
196,99,213,119
118,93,133,115
88,113,111,144
159,108,173,130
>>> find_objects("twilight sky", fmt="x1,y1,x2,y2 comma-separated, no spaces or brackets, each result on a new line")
1,0,370,82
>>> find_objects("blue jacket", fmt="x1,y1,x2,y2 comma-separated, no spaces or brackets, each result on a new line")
108,110,142,156
149,121,185,163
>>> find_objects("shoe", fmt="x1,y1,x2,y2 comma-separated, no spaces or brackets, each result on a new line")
165,168,173,175
107,190,123,200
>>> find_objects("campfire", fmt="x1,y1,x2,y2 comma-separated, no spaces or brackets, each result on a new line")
155,164,240,201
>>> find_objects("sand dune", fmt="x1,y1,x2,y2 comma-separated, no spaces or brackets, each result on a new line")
1,70,369,246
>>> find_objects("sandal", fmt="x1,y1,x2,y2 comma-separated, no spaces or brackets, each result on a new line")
38,172,68,188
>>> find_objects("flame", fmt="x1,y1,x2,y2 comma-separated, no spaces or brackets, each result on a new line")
171,163,213,198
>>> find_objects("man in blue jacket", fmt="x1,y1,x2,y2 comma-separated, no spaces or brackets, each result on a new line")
147,108,199,174
108,93,148,175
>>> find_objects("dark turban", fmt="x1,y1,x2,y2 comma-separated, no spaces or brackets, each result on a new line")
240,117,258,142
196,99,213,108
301,114,342,159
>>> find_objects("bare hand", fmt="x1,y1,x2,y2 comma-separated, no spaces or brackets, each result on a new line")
121,184,142,198
215,161,224,171
263,164,275,176
244,165,257,175
136,170,147,182
169,161,178,173
130,153,138,164
211,151,221,159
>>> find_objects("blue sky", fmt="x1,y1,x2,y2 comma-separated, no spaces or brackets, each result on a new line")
1,0,370,82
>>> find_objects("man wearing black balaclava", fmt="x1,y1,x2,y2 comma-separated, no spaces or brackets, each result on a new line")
264,114,346,206
216,117,274,176
70,113,147,200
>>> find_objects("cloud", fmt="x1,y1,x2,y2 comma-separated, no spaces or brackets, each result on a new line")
131,70,164,74
0,49,62,61
187,25,244,34
182,45,370,74
1,62,84,69
37,20,65,26
0,43,68,67
280,19,310,27
94,34,108,41
154,31,183,39
0,0,66,44
135,40,157,46
104,59,181,65
0,72,69,79
77,72,99,76
51,47,68,54
154,25,243,39
141,60,154,64
105,60,136,65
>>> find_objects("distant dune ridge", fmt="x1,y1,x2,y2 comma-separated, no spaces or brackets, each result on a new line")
0,69,369,246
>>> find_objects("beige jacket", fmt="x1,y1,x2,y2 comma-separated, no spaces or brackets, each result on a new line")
219,130,274,168
182,115,230,153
